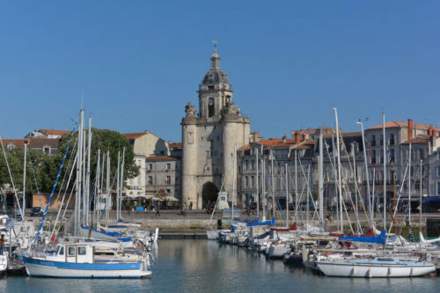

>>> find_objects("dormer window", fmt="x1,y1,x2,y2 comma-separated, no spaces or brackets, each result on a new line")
208,98,215,117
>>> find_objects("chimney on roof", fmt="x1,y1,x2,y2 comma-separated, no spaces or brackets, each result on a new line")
293,131,301,144
428,127,434,138
250,132,262,143
407,119,414,143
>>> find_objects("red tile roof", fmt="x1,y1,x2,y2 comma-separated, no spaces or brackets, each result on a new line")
168,142,183,149
1,139,27,147
39,129,69,136
240,138,314,151
368,121,436,130
145,155,178,161
1,137,61,148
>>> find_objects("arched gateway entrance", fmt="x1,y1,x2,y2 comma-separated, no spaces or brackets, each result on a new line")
202,182,218,209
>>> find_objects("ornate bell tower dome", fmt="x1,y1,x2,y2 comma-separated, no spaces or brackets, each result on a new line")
198,47,233,121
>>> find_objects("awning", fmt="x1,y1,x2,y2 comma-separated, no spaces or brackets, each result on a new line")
164,195,179,202
125,194,150,200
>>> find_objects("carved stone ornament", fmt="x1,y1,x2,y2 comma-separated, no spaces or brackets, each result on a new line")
185,102,196,117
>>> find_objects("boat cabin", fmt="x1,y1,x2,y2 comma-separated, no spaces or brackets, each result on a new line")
49,243,95,263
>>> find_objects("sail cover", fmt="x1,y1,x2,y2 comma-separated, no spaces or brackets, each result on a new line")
339,230,387,245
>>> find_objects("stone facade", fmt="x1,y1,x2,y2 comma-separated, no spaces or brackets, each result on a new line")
124,131,173,198
145,156,181,201
181,50,251,209
428,150,440,196
237,121,440,214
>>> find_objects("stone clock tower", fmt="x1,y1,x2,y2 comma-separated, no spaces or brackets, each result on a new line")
181,49,250,209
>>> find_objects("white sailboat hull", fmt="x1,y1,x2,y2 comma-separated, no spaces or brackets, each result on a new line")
317,261,436,278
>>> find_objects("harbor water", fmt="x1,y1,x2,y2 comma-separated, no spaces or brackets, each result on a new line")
1,240,439,292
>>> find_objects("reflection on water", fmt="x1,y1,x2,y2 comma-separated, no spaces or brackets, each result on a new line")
1,240,439,292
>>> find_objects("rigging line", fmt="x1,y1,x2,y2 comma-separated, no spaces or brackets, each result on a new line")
336,130,368,230
297,181,307,220
297,158,318,213
341,141,369,226
349,157,369,231
52,182,76,241
324,139,340,224
33,131,76,244
340,189,355,234
0,135,23,219
388,163,409,233
51,140,78,214
28,152,43,207
49,151,78,242
342,182,361,234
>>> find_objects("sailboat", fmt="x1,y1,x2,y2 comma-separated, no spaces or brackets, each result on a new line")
317,256,435,278
23,109,153,278
23,241,151,278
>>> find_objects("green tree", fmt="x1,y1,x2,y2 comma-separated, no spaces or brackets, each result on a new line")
0,128,138,196
56,128,139,189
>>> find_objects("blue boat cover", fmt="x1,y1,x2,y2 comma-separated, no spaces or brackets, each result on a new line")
246,218,276,227
339,230,387,245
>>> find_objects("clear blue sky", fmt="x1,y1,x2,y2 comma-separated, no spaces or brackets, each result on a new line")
1,1,439,141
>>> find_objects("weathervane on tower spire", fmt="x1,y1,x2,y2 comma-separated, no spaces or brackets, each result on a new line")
212,40,218,54
211,40,220,69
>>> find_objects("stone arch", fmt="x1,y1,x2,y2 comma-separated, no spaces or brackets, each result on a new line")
202,181,218,209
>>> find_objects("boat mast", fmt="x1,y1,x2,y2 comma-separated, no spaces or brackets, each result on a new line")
351,144,359,232
408,141,412,227
94,149,101,226
382,113,387,230
285,163,289,228
85,117,92,226
116,150,121,222
105,150,111,224
98,151,105,224
82,127,87,225
318,128,324,230
74,108,84,236
372,168,376,220
22,141,27,219
262,152,266,221
306,164,310,228
231,145,237,223
118,147,125,222
294,149,298,223
334,108,344,232
270,150,275,220
255,147,260,219
357,120,372,226
419,159,423,229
